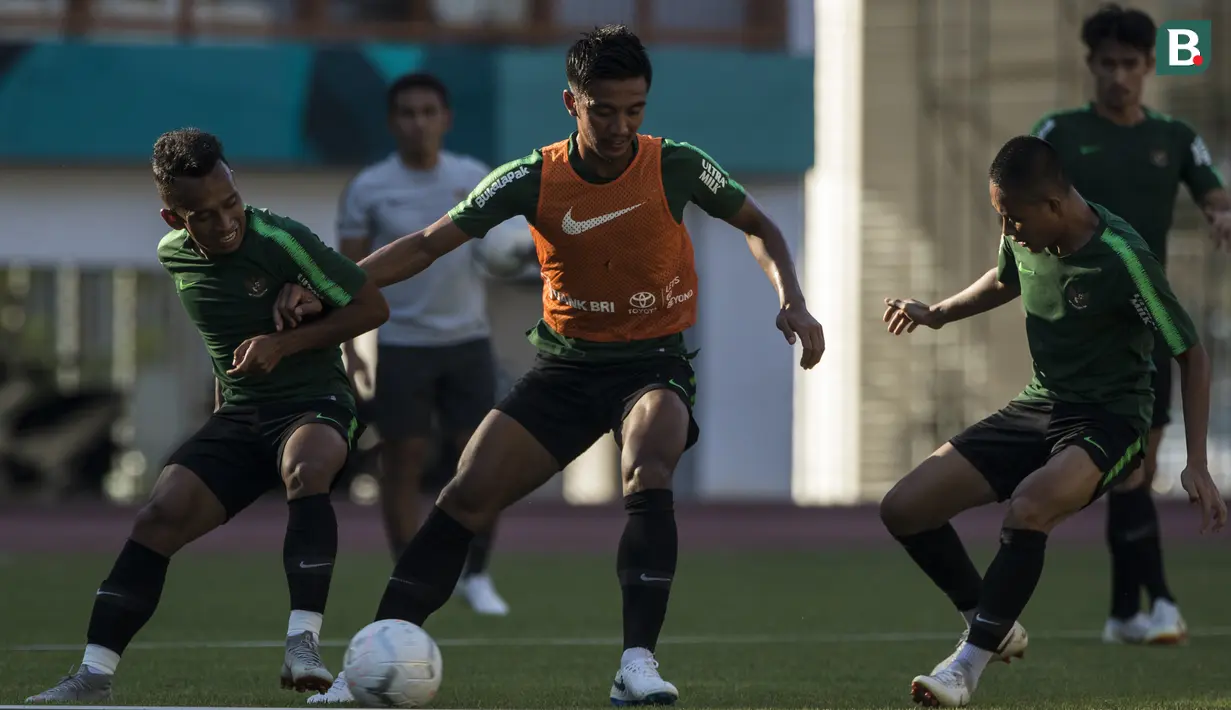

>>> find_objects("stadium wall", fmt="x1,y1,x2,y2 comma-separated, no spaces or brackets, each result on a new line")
0,41,813,174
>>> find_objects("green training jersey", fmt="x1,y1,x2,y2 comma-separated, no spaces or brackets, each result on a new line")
1030,104,1224,264
447,132,748,360
996,202,1200,435
158,206,369,409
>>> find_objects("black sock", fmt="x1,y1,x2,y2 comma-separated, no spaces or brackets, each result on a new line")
462,527,495,577
284,493,338,615
618,489,678,652
375,506,474,625
86,539,170,655
1110,486,1173,608
968,528,1047,651
894,524,983,613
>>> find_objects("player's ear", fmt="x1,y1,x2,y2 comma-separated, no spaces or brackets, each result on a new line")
563,89,578,118
160,208,184,230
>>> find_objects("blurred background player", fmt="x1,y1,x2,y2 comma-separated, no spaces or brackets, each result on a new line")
333,72,532,619
1029,3,1231,646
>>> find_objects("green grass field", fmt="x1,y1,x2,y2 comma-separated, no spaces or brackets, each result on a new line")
2,546,1229,709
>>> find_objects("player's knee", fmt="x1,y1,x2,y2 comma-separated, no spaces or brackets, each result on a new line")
282,460,335,498
131,496,192,555
1003,491,1057,532
879,481,931,536
436,474,499,531
622,459,673,494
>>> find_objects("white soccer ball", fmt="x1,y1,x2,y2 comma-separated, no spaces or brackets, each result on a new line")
474,223,537,278
343,619,442,708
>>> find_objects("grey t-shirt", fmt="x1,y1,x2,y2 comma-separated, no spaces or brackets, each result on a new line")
338,151,529,347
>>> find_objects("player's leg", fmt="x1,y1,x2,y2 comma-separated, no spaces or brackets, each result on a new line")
606,359,695,707
913,405,1143,707
881,403,1042,675
1105,349,1183,644
438,338,510,615
271,402,359,693
27,413,264,703
372,357,605,626
372,344,438,557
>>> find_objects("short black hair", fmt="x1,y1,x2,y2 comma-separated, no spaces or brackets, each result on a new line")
386,72,450,113
565,24,652,94
151,128,228,204
988,135,1072,200
1081,3,1156,55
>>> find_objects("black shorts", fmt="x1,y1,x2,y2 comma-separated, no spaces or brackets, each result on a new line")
495,353,700,468
1150,341,1173,429
949,400,1146,503
165,398,364,520
369,339,496,440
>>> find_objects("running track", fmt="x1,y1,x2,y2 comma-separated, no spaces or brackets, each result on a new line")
0,498,1221,554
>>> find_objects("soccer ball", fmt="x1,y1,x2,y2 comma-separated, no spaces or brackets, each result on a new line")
474,223,537,278
343,620,442,708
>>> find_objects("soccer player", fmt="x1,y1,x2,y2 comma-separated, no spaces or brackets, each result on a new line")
1029,3,1231,645
332,72,528,620
880,135,1225,708
24,128,389,704
276,24,823,706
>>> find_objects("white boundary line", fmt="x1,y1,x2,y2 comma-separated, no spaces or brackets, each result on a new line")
11,627,1231,653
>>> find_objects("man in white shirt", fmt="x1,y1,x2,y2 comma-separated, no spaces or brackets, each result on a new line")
334,72,529,618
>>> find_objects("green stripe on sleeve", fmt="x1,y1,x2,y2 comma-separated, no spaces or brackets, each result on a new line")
265,226,353,307
1099,229,1186,354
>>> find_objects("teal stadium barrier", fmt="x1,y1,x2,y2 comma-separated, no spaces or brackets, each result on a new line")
0,41,813,172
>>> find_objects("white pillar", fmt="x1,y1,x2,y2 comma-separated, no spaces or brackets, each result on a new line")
792,0,864,505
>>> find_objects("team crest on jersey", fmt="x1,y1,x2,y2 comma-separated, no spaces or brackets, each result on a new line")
1151,149,1169,167
244,274,269,298
1065,283,1089,310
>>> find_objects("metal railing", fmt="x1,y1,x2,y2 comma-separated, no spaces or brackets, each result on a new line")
0,0,788,49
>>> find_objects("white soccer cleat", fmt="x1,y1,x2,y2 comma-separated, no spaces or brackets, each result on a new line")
930,622,1028,675
25,665,113,704
306,673,353,705
609,653,679,706
457,573,510,616
1143,599,1187,645
281,631,334,693
911,661,976,708
1102,612,1151,644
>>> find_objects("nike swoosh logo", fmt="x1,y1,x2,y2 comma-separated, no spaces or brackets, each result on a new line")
640,573,672,583
561,203,643,235
95,590,123,597
315,413,343,428
974,614,1000,625
1083,436,1107,457
299,561,333,569
1080,145,1101,155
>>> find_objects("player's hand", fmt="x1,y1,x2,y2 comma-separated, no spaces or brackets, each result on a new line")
1209,212,1231,251
227,334,285,376
1180,465,1227,534
776,304,825,370
273,284,323,331
883,298,944,334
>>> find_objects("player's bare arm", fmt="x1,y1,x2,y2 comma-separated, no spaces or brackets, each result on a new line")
884,267,1020,335
723,195,824,369
231,276,388,376
273,216,470,329
362,215,472,288
1172,343,1226,531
